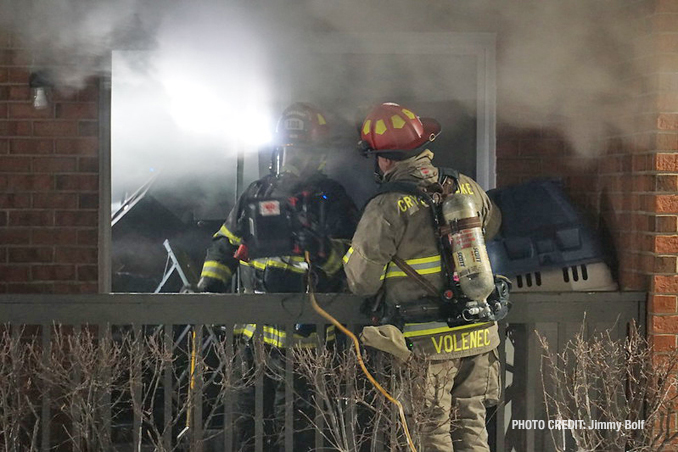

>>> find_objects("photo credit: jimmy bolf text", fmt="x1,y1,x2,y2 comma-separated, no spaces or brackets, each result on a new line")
511,420,646,431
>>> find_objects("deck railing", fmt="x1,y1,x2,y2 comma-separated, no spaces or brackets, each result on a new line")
0,291,645,452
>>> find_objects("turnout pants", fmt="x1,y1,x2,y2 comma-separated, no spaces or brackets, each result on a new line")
421,349,501,452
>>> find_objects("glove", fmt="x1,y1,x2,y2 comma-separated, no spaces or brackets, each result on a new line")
294,227,330,261
360,325,412,363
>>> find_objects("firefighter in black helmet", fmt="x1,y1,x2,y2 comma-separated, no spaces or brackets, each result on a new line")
198,102,359,451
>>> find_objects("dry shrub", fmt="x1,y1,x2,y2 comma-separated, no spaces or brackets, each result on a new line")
293,345,457,452
540,320,678,452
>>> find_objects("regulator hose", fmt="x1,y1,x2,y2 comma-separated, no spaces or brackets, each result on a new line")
305,251,417,452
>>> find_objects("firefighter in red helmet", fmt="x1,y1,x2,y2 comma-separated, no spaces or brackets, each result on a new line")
198,102,359,451
345,102,504,451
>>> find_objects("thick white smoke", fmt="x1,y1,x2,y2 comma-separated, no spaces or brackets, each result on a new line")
0,0,645,213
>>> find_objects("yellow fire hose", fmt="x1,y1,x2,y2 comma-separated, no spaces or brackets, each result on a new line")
305,251,417,452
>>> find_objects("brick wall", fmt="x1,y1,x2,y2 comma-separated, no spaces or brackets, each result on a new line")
648,0,678,349
496,1,678,350
0,30,100,294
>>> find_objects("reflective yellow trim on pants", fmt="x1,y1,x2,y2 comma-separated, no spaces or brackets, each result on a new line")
403,321,492,338
236,324,336,348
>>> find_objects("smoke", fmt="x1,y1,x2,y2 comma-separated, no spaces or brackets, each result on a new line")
0,0,645,208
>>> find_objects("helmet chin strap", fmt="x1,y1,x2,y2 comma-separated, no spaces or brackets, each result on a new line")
373,156,385,184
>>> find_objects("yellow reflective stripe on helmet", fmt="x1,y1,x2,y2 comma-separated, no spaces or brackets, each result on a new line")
403,321,492,338
382,255,442,279
214,225,241,246
343,246,354,264
200,260,232,282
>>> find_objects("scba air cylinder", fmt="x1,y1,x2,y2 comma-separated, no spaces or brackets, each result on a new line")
442,193,495,302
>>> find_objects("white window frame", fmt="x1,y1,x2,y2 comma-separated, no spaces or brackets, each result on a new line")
99,32,496,292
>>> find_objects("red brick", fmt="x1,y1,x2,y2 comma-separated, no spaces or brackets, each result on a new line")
31,157,77,173
31,229,77,246
0,120,32,136
657,175,678,192
0,228,30,245
32,193,77,209
0,68,7,83
0,140,7,154
657,195,678,213
656,133,678,150
54,174,98,191
656,215,678,233
10,139,53,155
653,13,678,32
497,158,543,175
55,138,97,155
519,139,564,156
0,211,6,227
78,121,98,137
6,283,54,294
0,104,6,119
54,247,97,264
658,114,678,130
78,193,98,209
8,86,30,101
77,265,97,281
53,283,97,294
0,265,30,282
55,211,97,227
77,229,97,246
656,256,678,273
651,295,678,313
657,92,678,110
0,156,31,172
650,334,677,352
0,194,30,208
656,0,678,13
7,210,53,227
8,247,54,263
654,275,678,293
77,83,99,102
655,233,678,254
6,174,53,191
496,139,519,158
56,103,97,120
7,68,29,84
652,314,678,334
33,121,79,137
620,271,648,290
77,157,97,173
8,103,53,119
32,265,76,281
656,153,678,171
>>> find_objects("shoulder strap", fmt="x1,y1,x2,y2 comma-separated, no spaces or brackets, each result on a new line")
438,167,460,183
